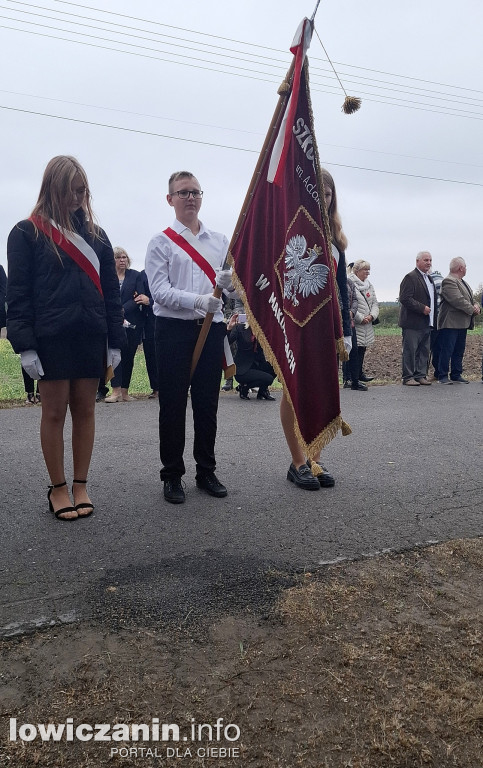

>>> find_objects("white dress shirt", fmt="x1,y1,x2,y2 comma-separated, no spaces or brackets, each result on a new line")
417,268,435,327
145,218,228,322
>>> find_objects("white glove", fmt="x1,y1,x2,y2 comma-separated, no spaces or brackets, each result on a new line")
20,350,44,380
194,294,223,316
215,269,233,291
343,336,352,354
107,348,121,370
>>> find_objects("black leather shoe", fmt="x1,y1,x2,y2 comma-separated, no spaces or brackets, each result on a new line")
359,374,374,382
238,385,250,400
257,388,276,400
306,461,335,487
287,463,320,490
351,382,368,391
164,478,185,504
343,380,352,389
196,472,228,497
451,375,469,383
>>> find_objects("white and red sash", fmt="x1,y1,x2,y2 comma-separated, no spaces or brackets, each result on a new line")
30,215,103,296
163,227,235,377
163,226,218,284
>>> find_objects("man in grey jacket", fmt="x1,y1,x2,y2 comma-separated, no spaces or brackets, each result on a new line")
437,257,480,384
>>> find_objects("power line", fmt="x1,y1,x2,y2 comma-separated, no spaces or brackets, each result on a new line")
0,23,282,84
3,20,483,124
0,87,264,136
5,0,483,104
3,18,483,122
324,161,483,186
3,86,483,167
2,103,482,187
27,0,483,96
0,15,286,77
4,0,289,65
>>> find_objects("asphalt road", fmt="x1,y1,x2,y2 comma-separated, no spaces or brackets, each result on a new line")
1,381,482,637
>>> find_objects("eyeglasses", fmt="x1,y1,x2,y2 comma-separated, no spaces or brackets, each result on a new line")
171,190,203,199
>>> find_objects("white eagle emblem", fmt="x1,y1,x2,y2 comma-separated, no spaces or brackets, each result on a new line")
283,234,329,307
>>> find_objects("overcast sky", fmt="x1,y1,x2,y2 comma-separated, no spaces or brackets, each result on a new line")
1,0,482,301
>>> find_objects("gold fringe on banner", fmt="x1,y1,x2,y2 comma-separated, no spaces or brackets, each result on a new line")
337,336,348,362
230,268,350,458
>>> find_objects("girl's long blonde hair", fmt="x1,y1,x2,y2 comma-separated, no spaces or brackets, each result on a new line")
321,168,348,253
31,155,97,237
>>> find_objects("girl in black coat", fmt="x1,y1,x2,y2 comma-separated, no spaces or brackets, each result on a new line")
7,155,124,520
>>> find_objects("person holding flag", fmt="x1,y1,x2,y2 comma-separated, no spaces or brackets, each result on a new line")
145,171,233,505
281,168,351,489
230,16,352,491
7,155,125,520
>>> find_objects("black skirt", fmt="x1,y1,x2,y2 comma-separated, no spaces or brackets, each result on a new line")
37,333,106,380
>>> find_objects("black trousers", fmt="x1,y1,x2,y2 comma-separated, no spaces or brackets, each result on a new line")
155,317,225,480
143,312,158,391
438,328,467,380
357,345,367,379
236,361,275,390
21,368,39,395
111,327,141,389
342,327,359,383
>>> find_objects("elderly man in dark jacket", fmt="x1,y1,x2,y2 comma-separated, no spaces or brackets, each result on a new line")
398,251,437,386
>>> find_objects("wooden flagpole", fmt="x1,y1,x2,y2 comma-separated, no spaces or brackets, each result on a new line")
189,57,296,379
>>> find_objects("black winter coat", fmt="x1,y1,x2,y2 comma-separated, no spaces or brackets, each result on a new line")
6,210,125,353
119,268,146,335
229,324,270,377
334,246,351,338
0,265,6,330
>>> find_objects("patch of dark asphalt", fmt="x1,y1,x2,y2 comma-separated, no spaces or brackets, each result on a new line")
84,552,297,636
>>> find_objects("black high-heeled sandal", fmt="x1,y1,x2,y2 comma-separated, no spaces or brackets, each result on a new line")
47,481,77,521
72,479,94,518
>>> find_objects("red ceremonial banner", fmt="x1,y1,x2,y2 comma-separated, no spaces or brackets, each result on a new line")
230,20,346,456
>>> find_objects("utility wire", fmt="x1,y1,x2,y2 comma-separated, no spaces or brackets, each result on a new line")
0,87,264,135
2,19,483,120
1,103,482,187
3,21,483,124
4,0,483,103
4,85,483,166
0,23,283,84
19,0,483,96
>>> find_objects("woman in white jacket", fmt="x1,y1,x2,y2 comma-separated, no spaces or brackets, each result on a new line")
347,260,379,382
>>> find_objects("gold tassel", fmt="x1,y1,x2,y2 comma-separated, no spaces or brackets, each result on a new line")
337,337,348,361
341,419,352,436
278,81,291,95
308,460,323,477
342,96,362,114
